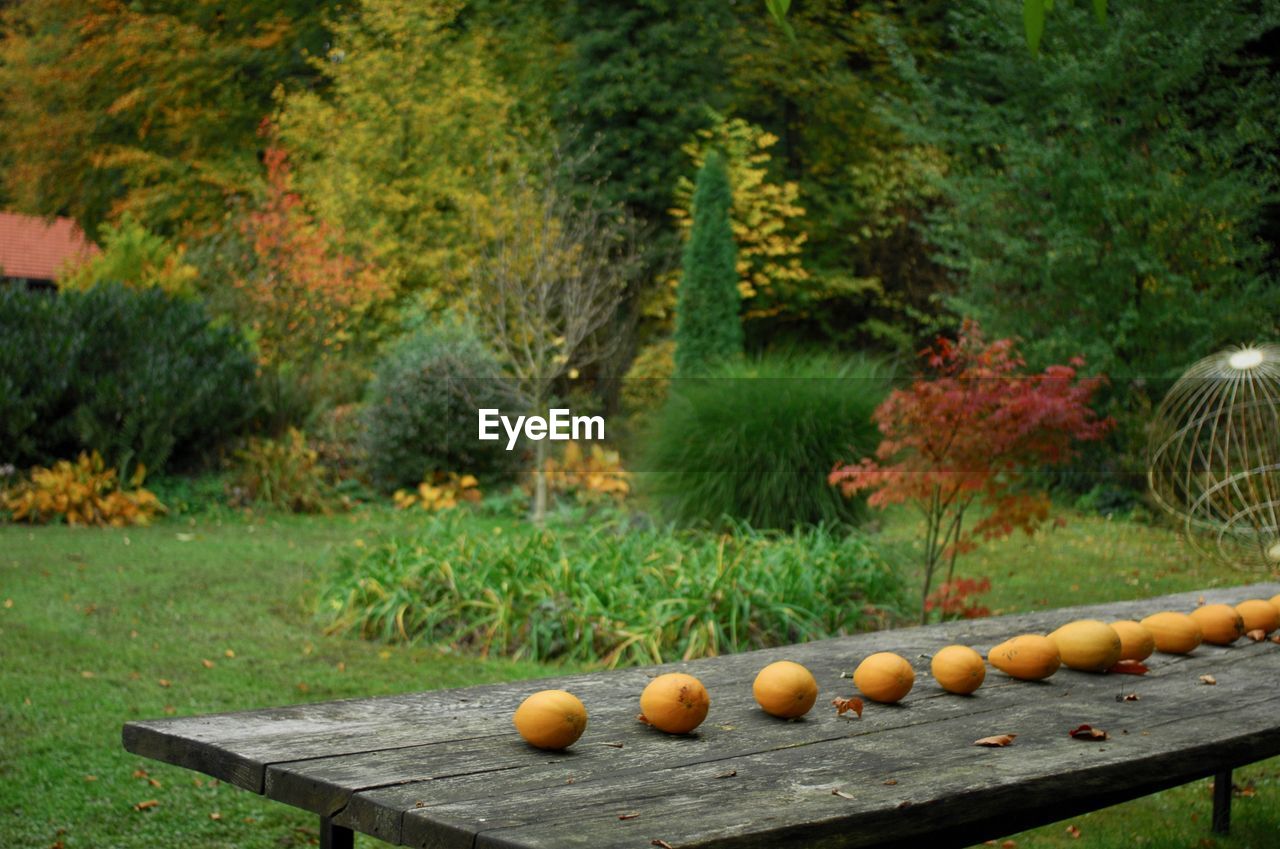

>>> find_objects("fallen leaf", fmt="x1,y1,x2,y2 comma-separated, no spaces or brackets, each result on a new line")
618,812,639,820
1066,824,1081,838
157,679,171,688
132,769,149,779
714,770,736,779
1271,634,1280,645
147,778,162,788
1246,629,1267,642
832,696,864,717
133,800,159,812
599,741,625,748
84,775,98,782
3,598,12,608
883,779,898,786
336,662,346,672
651,841,674,849
1109,660,1149,675
1003,841,1017,848
297,682,310,693
832,789,856,800
176,533,195,542
974,734,1017,747
1069,725,1109,741
1200,675,1217,686
209,812,222,821
81,670,94,679
201,659,215,669
224,649,236,658
163,705,177,715
1120,693,1140,702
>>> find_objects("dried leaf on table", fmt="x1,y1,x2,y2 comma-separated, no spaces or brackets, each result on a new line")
1069,725,1108,741
1108,660,1149,675
974,734,1017,747
832,696,864,717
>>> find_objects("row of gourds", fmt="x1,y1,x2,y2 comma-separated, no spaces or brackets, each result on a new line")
512,595,1280,751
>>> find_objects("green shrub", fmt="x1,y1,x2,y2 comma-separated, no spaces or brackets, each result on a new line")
674,150,742,377
229,428,335,514
641,351,890,529
0,283,256,476
363,322,521,492
320,515,906,667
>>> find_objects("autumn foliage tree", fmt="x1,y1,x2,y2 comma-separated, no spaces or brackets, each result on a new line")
234,137,392,368
829,321,1112,621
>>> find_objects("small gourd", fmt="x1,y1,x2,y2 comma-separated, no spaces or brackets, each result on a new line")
1236,599,1280,635
513,690,588,750
988,635,1061,681
638,673,710,734
1047,620,1122,672
1108,620,1155,662
930,645,986,695
1140,612,1202,654
853,652,915,703
1189,604,1245,646
752,661,819,719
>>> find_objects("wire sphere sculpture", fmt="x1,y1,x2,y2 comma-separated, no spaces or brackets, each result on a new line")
1148,344,1280,571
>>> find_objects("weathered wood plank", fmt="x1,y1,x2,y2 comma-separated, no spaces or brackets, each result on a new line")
121,582,1280,849
393,642,1280,848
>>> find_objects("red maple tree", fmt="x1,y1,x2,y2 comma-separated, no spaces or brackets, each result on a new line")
234,123,393,367
829,320,1112,621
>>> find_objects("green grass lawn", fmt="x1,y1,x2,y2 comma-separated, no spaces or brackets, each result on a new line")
1,507,1277,848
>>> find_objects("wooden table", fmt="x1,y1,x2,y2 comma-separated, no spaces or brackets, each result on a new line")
123,583,1280,849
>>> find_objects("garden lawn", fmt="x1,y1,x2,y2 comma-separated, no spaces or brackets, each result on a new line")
0,507,1277,848
0,510,562,849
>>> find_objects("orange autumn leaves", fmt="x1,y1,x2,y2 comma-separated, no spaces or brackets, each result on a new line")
234,135,393,367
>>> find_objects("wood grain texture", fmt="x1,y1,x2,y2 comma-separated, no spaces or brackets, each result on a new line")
122,583,1280,848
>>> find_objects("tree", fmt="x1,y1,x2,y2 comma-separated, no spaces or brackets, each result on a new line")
731,0,951,351
829,321,1112,622
673,152,742,378
232,138,393,369
471,155,638,522
0,0,336,238
668,115,809,323
58,215,197,296
276,0,528,308
884,0,1280,383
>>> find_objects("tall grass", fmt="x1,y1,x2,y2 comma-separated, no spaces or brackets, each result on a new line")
319,515,906,668
639,351,890,529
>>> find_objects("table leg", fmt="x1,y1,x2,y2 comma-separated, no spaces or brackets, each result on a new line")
320,815,354,849
1212,769,1232,835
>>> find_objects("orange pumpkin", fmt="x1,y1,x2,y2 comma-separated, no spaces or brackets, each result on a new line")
988,635,1061,681
513,690,588,750
1140,611,1202,654
752,660,819,719
1271,594,1280,616
639,672,710,734
1236,599,1280,635
1109,620,1155,662
930,645,986,695
1047,620,1123,672
1189,604,1244,646
853,652,915,703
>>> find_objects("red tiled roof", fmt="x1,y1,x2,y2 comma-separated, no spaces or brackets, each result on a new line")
0,211,98,282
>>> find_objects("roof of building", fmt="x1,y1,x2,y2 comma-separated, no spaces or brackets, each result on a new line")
0,211,98,282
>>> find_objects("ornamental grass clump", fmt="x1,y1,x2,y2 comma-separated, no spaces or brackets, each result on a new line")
320,516,905,668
